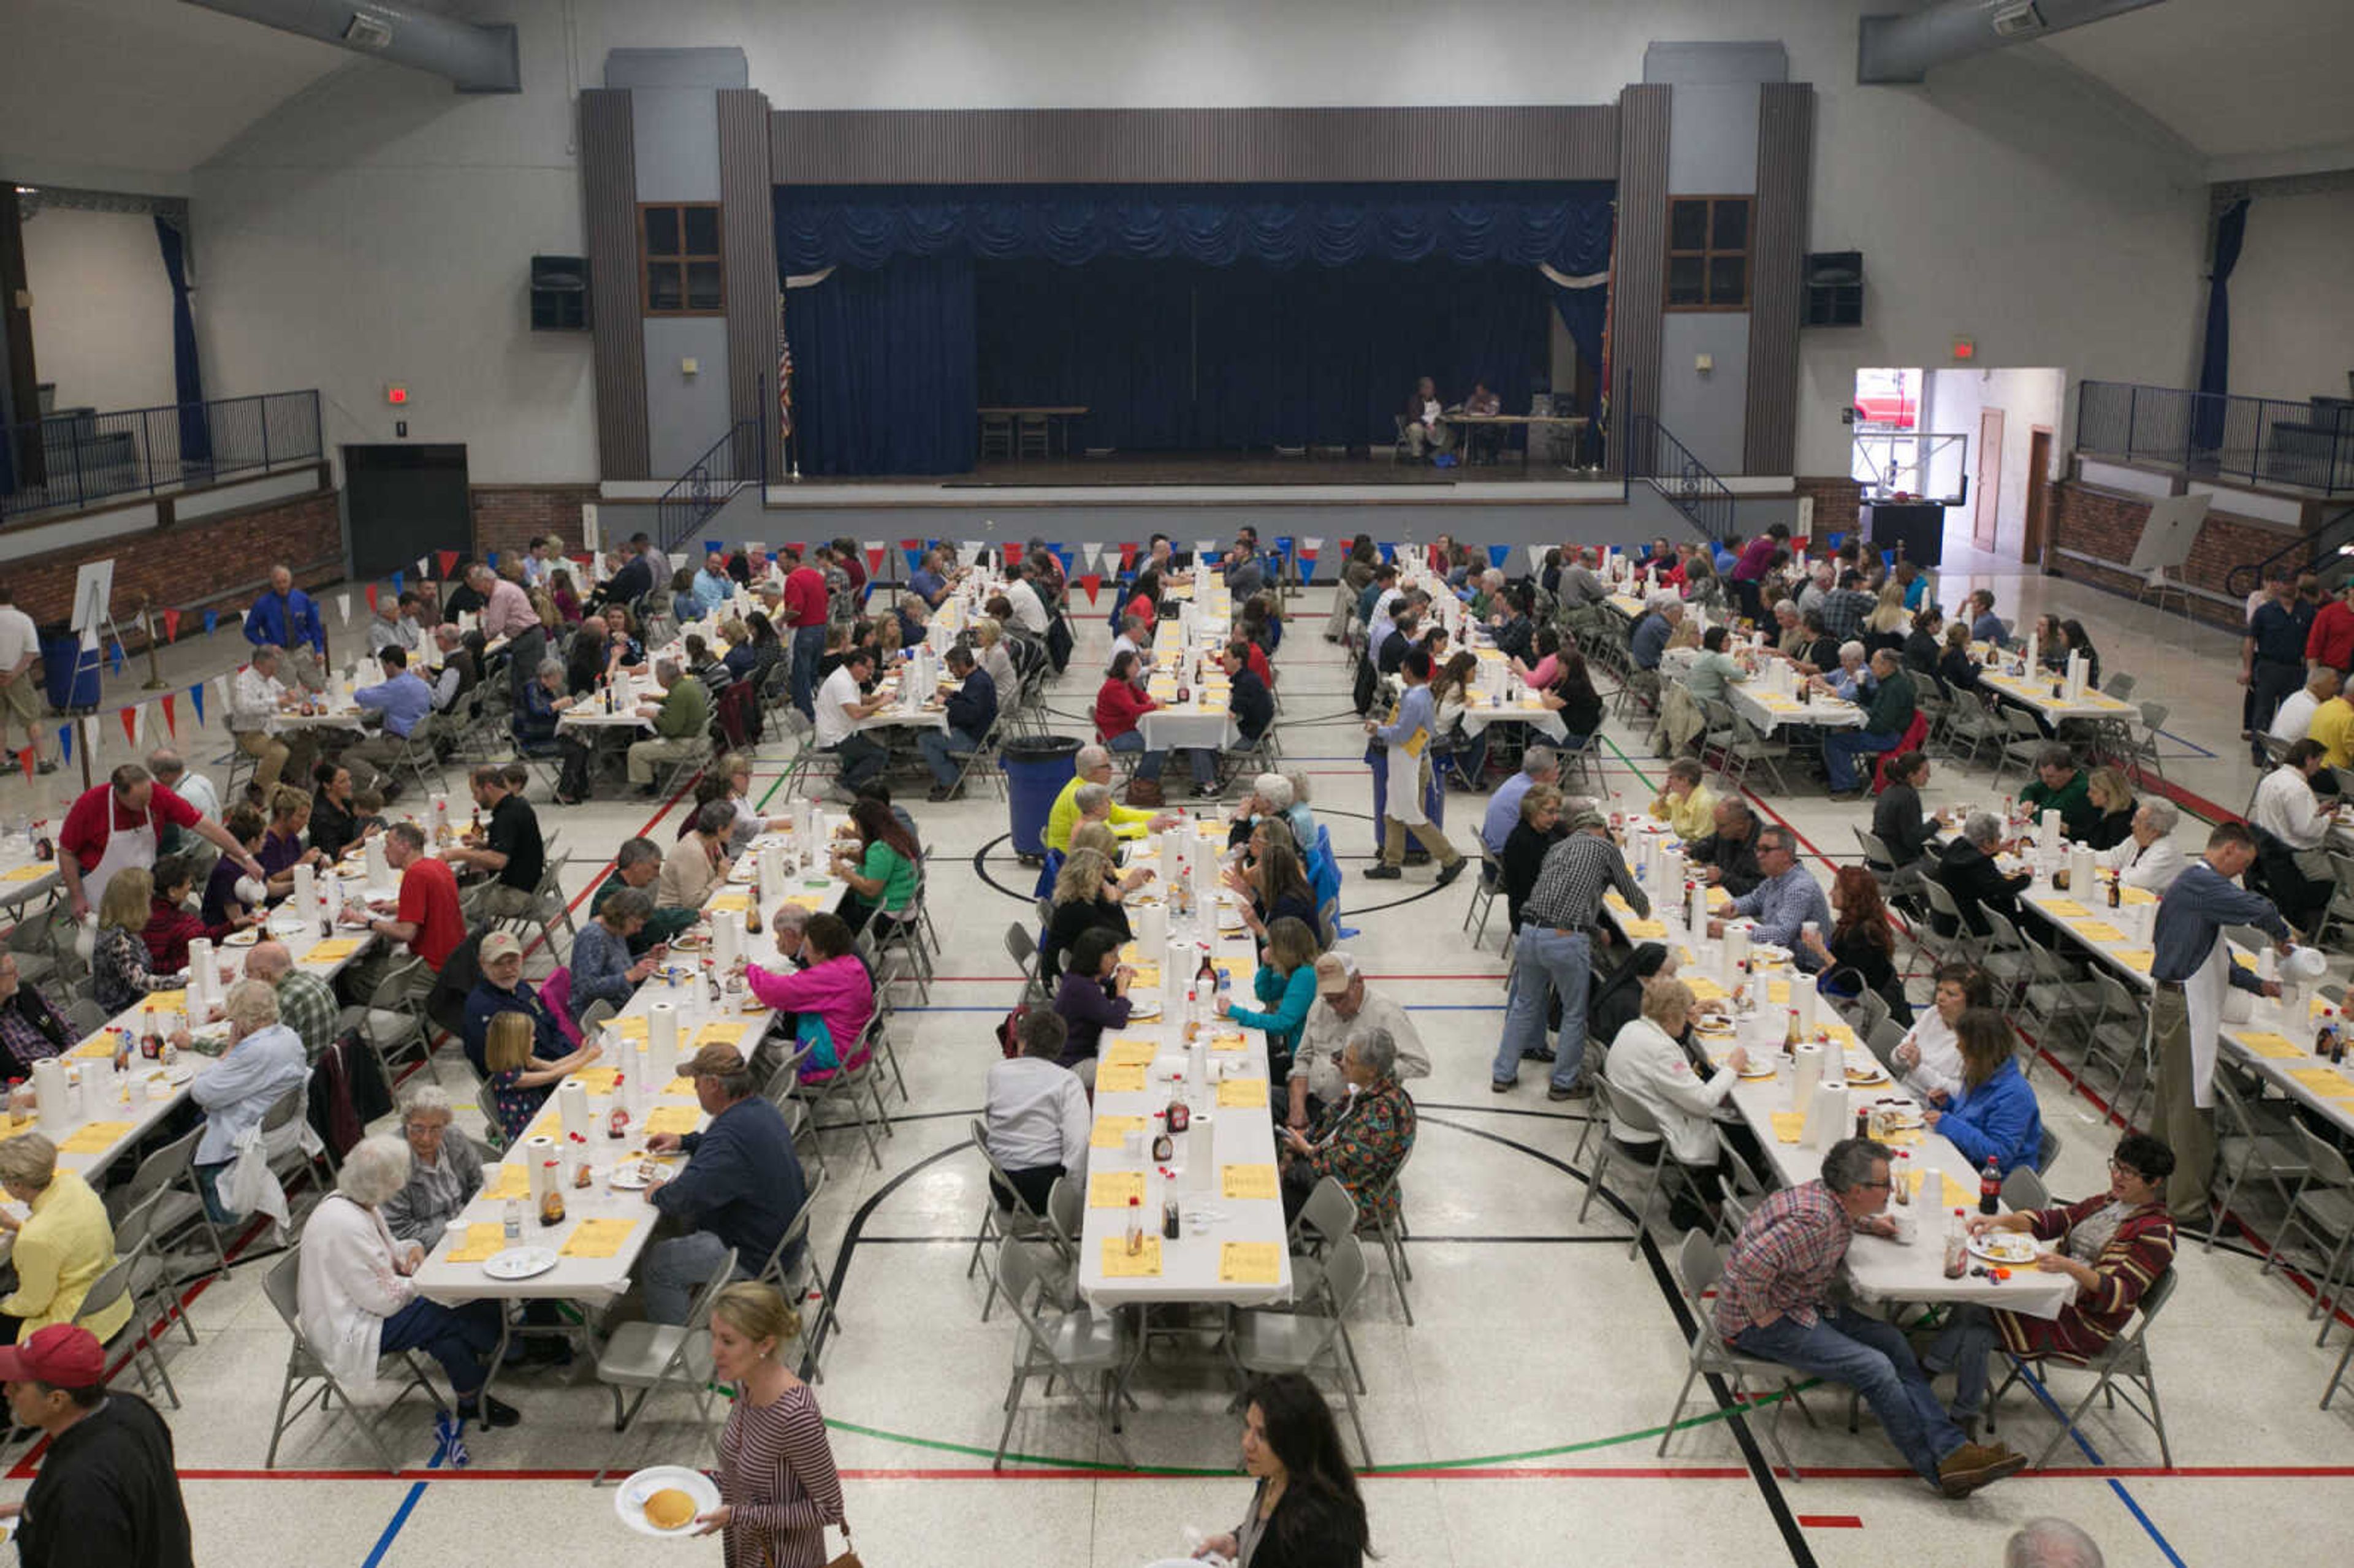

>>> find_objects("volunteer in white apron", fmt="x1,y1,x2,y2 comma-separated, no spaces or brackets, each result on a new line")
2146,821,2292,1224
1362,647,1465,883
56,764,269,922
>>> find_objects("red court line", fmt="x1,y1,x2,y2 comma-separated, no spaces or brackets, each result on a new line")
161,1461,2354,1483
1797,1516,1864,1528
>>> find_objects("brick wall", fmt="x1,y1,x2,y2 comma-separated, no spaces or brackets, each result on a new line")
470,484,601,564
1794,476,1862,544
0,483,341,639
2045,479,2292,632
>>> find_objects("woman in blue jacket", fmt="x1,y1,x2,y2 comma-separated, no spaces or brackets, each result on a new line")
1217,917,1320,1084
1926,1007,2043,1176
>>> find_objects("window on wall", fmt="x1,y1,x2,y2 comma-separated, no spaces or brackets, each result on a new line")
1664,196,1750,311
641,204,723,314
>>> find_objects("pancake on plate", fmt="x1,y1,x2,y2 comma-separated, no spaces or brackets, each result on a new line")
643,1488,698,1531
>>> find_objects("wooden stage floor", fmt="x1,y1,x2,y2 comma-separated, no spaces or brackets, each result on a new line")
795,450,1607,489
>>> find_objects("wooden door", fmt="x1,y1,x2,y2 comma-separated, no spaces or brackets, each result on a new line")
2021,427,2054,565
1973,407,2006,551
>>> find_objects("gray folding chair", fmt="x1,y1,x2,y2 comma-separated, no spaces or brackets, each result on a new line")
1579,1078,1695,1258
590,1244,738,1484
1655,1229,1812,1479
1231,1235,1373,1466
2259,1122,2354,1342
263,1246,446,1473
1986,1268,2176,1468
991,1238,1135,1469
967,1118,1053,1322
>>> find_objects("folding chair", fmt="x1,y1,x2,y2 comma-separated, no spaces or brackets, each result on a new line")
1986,1268,2176,1468
1656,1230,1812,1479
967,1119,1053,1322
1363,1171,1414,1326
75,1233,178,1409
2207,1070,2313,1251
2000,1163,2051,1216
991,1238,1135,1469
2258,1122,2354,1342
1578,1078,1697,1258
1231,1235,1373,1465
1004,923,1048,1007
1463,849,1504,949
263,1246,446,1472
590,1245,739,1483
752,1171,842,1376
104,1124,229,1290
334,953,435,1087
791,1022,893,1170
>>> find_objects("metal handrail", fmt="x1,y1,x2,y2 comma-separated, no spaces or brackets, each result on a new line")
1627,413,1733,541
2223,503,2354,601
655,378,769,554
2075,378,2353,498
1,389,321,525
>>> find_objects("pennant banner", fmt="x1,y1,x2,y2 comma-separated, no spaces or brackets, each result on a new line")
1078,572,1102,606
161,693,178,737
1194,538,1219,561
58,724,70,766
438,550,459,577
1527,544,1549,575
1118,541,1138,573
107,642,124,675
364,585,378,615
188,682,206,726
1487,543,1512,570
120,705,140,748
14,747,31,784
390,571,405,595
416,556,432,580
202,610,218,636
1377,541,1396,563
864,544,887,577
703,539,723,559
161,608,181,644
79,717,101,764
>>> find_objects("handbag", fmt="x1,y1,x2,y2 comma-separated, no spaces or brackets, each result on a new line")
825,1522,863,1568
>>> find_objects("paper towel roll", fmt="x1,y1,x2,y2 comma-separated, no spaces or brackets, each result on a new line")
714,911,741,971
1791,1040,1824,1106
292,862,316,919
556,1078,592,1142
31,1059,69,1132
1688,882,1710,937
2069,846,2095,896
524,1136,557,1207
1723,924,1749,982
1808,1080,1849,1150
1796,983,1818,1036
1159,834,1180,885
649,1003,679,1071
365,835,391,889
1185,1113,1214,1192
631,1041,653,1109
760,842,785,894
430,794,450,839
1135,897,1168,953
188,938,214,1011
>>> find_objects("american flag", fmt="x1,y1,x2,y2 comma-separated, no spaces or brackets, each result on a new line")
776,296,795,442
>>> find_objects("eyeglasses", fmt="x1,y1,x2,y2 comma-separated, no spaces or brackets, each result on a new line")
1857,1178,1893,1190
2107,1159,2144,1180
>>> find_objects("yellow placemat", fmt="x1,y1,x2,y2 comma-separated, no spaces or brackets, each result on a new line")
1219,1241,1282,1285
1770,1112,1806,1144
1100,1039,1159,1070
1101,1234,1163,1278
2287,1066,2354,1099
1209,1032,1247,1053
1684,976,1728,1002
1880,1128,1924,1146
559,1217,638,1258
606,1016,650,1039
1620,919,1668,939
2119,886,2157,907
2041,900,2091,919
302,937,362,964
71,1037,118,1060
137,990,188,1013
57,1121,136,1155
660,1076,698,1096
693,1022,748,1049
1129,964,1162,989
1216,1077,1268,1109
782,893,825,910
573,1067,621,1095
1222,1164,1279,1201
705,891,750,913
2238,1032,2307,1060
523,1113,558,1142
1091,1115,1148,1150
446,1222,508,1263
1095,1062,1148,1094
1087,1171,1146,1208
2068,920,2129,944
0,864,51,882
1766,980,1791,1004
642,1106,700,1135
483,1165,530,1201
2112,950,2155,973
1914,1170,1978,1210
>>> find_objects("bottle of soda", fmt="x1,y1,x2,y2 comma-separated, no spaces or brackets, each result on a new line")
1978,1156,2002,1216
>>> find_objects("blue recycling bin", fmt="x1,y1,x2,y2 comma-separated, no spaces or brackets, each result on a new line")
1001,734,1083,864
37,624,100,713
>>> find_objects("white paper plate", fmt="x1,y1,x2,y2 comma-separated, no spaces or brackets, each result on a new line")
608,1161,658,1191
483,1246,559,1281
1967,1231,2038,1266
614,1465,720,1538
1126,1000,1164,1021
222,929,260,947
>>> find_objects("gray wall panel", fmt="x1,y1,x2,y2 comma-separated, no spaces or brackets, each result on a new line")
632,88,722,202
581,89,649,481
1666,84,1761,196
769,105,1618,185
718,88,780,482
1611,85,1670,476
604,48,748,90
643,319,734,479
1644,42,1789,86
1745,82,1813,477
1659,313,1750,476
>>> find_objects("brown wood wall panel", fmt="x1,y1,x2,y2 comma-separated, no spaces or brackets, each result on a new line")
581,89,649,481
1744,83,1813,477
718,88,780,482
1610,85,1670,477
768,105,1618,185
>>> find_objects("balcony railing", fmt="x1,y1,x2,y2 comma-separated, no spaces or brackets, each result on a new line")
2074,379,2353,497
0,389,323,525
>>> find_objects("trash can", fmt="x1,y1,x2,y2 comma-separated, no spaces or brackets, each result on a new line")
37,623,99,714
1000,734,1083,864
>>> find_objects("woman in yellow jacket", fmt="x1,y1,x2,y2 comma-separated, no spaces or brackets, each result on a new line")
0,1133,129,1342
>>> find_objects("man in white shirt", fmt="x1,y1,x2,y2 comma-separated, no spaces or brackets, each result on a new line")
2252,737,2335,934
983,1010,1091,1212
813,647,891,800
367,592,427,657
2270,664,2337,745
1002,566,1050,636
2097,798,2189,893
1366,583,1407,655
1109,615,1152,673
1401,376,1452,460
1796,561,1834,618
524,536,560,588
146,748,219,821
228,645,310,794
0,585,51,772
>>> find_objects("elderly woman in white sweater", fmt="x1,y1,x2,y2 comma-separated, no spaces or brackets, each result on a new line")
1601,980,1747,1222
297,1134,517,1429
1891,963,1992,1106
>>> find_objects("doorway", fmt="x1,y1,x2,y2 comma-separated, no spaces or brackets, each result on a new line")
1973,408,2005,552
343,444,471,580
2022,427,2054,566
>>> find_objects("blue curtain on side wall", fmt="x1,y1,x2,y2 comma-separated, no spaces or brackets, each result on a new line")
975,258,1548,451
1545,281,1607,393
2193,197,2249,453
784,256,977,476
153,216,211,469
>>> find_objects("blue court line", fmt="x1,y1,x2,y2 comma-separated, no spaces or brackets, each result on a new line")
2013,1369,2187,1568
360,1480,430,1568
2156,729,2217,760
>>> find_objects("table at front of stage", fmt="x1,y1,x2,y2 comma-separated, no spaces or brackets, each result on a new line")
979,405,1089,458
1447,412,1588,469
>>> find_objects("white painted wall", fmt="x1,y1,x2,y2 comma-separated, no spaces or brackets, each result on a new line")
1924,366,2064,558
186,0,2211,485
2224,184,2354,403
18,207,179,415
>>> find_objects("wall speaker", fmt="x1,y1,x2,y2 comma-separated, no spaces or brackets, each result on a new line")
530,254,589,332
1804,251,1862,329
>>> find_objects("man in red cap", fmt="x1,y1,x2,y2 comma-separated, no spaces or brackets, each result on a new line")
0,1323,192,1566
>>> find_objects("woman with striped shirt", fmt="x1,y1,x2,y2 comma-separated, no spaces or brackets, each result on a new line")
696,1282,847,1567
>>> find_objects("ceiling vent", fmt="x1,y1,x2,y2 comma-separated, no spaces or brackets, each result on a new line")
1989,2,2047,37
341,12,392,49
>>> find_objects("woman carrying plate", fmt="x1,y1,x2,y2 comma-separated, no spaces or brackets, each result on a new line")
695,1282,845,1564
1922,1007,2043,1177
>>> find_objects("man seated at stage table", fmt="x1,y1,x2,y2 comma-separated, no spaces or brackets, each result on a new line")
1401,376,1453,460
2097,799,2188,893
1460,381,1505,463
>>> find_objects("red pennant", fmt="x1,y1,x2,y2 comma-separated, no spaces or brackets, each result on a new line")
864,546,886,576
15,747,32,783
437,549,460,577
1118,542,1138,571
161,608,181,644
161,693,178,737
366,584,381,615
1078,573,1102,606
1792,537,1811,555
120,707,139,746
787,541,807,560
897,538,921,552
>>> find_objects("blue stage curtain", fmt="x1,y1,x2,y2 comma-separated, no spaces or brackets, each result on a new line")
975,257,1548,453
153,216,211,468
2193,196,2249,452
777,181,1616,275
783,256,977,476
1545,280,1607,406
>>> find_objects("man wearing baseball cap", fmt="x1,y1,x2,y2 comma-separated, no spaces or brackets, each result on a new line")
1287,951,1430,1132
0,1324,192,1566
458,932,570,1078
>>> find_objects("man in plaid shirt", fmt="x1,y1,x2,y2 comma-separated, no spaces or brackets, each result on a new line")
245,940,341,1062
1715,1137,2028,1497
1817,569,1878,642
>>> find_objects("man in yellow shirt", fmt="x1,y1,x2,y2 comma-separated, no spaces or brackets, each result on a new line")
1045,744,1179,854
2307,690,2354,769
1648,756,1720,841
0,1134,129,1340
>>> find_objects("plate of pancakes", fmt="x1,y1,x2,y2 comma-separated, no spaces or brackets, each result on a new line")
616,1464,720,1537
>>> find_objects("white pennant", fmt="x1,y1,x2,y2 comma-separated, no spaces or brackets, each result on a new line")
129,703,146,747
1194,537,1219,560
1299,535,1324,556
416,557,430,579
80,716,101,763
1527,544,1549,574
336,592,352,623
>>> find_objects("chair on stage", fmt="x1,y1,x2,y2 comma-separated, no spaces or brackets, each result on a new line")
980,413,1014,460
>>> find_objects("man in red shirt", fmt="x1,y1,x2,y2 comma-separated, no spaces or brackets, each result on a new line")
2308,581,2354,677
58,763,265,921
340,820,461,996
779,544,831,721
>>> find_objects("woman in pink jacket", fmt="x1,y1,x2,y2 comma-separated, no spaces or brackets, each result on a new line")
745,911,875,1081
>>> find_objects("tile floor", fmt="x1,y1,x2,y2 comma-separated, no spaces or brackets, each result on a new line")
4,565,2348,1568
